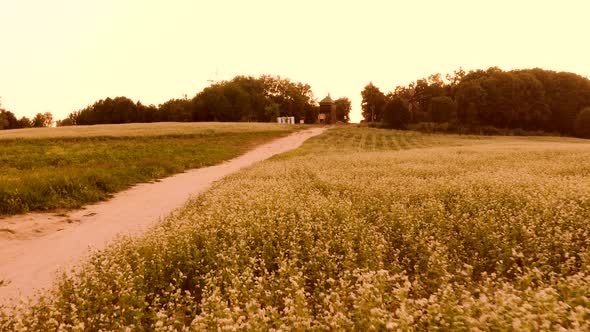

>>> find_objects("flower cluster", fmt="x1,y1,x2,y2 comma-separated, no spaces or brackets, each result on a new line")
2,128,589,330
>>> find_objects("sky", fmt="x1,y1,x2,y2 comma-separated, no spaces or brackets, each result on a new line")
1,0,589,123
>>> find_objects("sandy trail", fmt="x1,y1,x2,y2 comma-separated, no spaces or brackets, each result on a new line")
0,127,325,305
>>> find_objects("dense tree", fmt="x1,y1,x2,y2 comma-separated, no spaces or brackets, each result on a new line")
454,79,485,125
56,118,74,126
334,97,352,123
379,67,590,136
0,100,56,130
575,107,590,138
429,96,456,123
62,75,318,125
70,97,134,125
260,75,315,122
303,104,319,124
445,67,466,96
383,96,410,129
32,113,44,127
158,98,194,122
0,110,17,129
0,99,20,130
32,112,54,127
43,112,54,127
18,116,32,128
361,83,386,122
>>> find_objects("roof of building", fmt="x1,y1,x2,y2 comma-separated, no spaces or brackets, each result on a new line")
319,94,334,104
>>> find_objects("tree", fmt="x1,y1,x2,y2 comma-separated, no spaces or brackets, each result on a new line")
372,66,590,135
0,110,18,129
0,112,7,130
334,97,352,123
18,116,32,128
575,107,590,138
429,96,457,123
0,99,20,130
383,96,410,129
32,112,54,127
159,98,194,122
32,113,45,127
455,79,485,125
445,67,466,97
62,75,318,125
361,83,386,122
43,112,54,127
56,118,74,126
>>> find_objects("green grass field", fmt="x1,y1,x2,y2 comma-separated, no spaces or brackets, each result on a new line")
0,122,300,215
2,127,590,330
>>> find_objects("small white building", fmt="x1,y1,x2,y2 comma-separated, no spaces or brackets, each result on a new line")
277,116,296,124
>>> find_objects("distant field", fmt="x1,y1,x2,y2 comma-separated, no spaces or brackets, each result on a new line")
0,122,297,139
3,127,590,330
0,122,301,215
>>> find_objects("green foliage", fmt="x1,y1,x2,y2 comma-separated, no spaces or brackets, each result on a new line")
0,105,19,130
361,83,386,122
4,128,589,329
428,96,457,123
0,99,39,130
17,116,32,128
55,117,74,127
32,112,54,127
456,69,553,130
383,67,590,136
0,124,297,215
383,96,410,129
334,97,352,123
575,107,590,138
64,75,318,126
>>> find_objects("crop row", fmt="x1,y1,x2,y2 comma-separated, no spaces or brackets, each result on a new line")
3,128,589,330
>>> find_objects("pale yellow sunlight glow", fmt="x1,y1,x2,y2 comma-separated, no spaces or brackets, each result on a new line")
1,0,589,123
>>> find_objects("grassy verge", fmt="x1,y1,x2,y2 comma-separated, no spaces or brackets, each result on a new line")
3,127,590,330
0,122,301,215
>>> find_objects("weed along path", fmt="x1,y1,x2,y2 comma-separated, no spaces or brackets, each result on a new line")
0,127,326,305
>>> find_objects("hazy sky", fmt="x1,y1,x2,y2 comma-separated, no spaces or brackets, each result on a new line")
1,0,589,123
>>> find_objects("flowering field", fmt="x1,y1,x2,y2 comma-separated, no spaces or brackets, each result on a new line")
2,128,590,330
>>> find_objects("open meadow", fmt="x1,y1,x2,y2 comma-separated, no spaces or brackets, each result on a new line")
2,127,590,330
0,122,300,215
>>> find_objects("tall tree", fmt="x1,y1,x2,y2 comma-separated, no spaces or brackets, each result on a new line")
32,113,46,127
365,67,590,135
0,99,20,129
18,116,32,128
455,80,485,125
63,75,318,125
334,97,352,123
383,96,410,129
43,112,54,127
361,83,386,122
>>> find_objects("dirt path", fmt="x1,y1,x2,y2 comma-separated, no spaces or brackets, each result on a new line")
0,127,325,306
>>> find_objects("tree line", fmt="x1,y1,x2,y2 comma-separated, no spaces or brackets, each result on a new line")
361,67,590,138
57,75,349,126
0,100,54,130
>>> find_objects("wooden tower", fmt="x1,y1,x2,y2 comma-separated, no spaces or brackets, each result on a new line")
318,94,336,124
